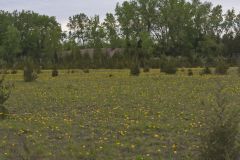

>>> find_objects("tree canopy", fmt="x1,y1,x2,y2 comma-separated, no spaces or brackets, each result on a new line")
1,0,240,68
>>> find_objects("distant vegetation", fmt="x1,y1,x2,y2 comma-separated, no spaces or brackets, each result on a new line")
0,76,11,120
0,1,240,159
0,0,240,70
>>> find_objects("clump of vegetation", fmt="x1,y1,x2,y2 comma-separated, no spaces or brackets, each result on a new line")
160,60,177,74
11,69,17,74
215,59,229,75
143,66,150,73
188,69,193,76
130,63,140,76
52,67,59,77
200,67,212,75
82,68,90,73
199,84,240,160
68,69,75,74
23,59,38,82
180,68,185,72
0,76,11,120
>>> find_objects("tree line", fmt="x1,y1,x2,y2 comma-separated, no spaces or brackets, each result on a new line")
1,0,240,69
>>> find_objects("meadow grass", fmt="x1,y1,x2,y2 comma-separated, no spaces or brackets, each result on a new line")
0,69,240,160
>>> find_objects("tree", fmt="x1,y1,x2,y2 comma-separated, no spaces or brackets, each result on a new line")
88,15,106,48
208,5,223,37
222,9,237,58
103,13,120,47
67,13,89,47
44,24,62,64
139,32,154,67
152,0,195,56
197,35,224,57
223,9,236,36
1,25,21,65
135,0,158,33
115,1,140,47
12,10,62,64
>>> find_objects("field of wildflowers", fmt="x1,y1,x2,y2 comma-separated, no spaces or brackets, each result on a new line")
0,69,239,159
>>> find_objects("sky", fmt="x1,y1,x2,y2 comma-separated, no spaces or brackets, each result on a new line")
0,0,239,31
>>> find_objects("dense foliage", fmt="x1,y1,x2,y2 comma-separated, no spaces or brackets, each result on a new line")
23,58,38,82
52,67,59,77
0,76,10,119
0,10,62,68
200,84,240,160
1,0,240,68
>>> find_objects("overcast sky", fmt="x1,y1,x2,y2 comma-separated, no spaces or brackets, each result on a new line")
0,0,239,31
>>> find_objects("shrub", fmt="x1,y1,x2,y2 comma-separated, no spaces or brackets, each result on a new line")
67,69,75,74
160,61,177,74
0,76,11,120
200,67,212,75
180,68,185,72
11,69,18,74
215,60,229,75
199,84,240,160
149,58,161,68
23,59,38,82
143,66,150,73
237,67,240,76
52,68,59,77
83,69,90,73
130,64,140,76
188,69,193,76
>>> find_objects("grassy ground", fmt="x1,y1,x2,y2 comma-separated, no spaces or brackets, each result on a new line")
0,69,240,160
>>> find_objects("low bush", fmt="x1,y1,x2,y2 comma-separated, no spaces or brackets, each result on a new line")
160,61,177,74
188,69,193,76
215,60,229,75
143,66,150,73
180,68,185,72
83,69,90,73
52,68,59,77
199,84,240,160
130,64,140,76
23,59,38,82
11,69,18,74
0,76,11,120
200,67,212,75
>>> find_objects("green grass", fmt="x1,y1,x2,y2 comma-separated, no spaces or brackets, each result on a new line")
0,69,240,160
